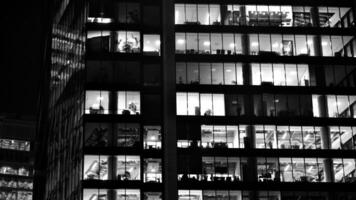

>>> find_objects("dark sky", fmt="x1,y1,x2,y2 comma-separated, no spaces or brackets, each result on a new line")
1,1,46,116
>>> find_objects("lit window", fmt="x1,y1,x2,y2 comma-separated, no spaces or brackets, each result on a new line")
117,91,141,115
117,156,141,181
117,189,141,200
85,91,109,114
144,34,161,56
144,158,162,183
116,31,141,53
83,155,109,180
144,126,162,149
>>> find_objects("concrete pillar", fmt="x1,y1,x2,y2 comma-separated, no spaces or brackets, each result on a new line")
162,0,177,199
320,126,331,149
109,91,117,114
317,90,334,183
323,158,335,183
110,189,117,200
318,95,328,118
246,125,256,149
110,31,117,52
310,7,320,27
239,6,247,26
110,156,117,180
240,5,257,185
220,5,228,25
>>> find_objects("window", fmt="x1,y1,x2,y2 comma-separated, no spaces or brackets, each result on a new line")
87,31,111,53
0,139,30,151
143,35,161,56
83,189,108,200
86,61,113,84
85,91,109,114
254,93,314,117
144,126,162,149
333,158,356,182
116,31,140,53
117,156,141,181
175,4,185,24
115,2,140,24
256,125,322,150
179,190,202,200
176,63,187,84
143,5,160,27
85,123,111,147
88,0,112,23
143,64,161,86
201,125,244,149
176,93,226,116
202,157,243,182
83,155,109,180
330,126,356,150
279,157,325,182
144,158,162,183
0,166,30,176
117,189,141,200
176,33,186,53
326,95,356,118
117,91,141,115
144,192,162,200
177,62,243,85
116,123,140,147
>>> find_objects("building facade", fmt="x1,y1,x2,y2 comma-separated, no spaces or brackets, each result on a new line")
0,116,35,200
42,0,356,199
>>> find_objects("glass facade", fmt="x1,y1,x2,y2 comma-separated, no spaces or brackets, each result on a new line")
175,0,356,199
45,0,356,199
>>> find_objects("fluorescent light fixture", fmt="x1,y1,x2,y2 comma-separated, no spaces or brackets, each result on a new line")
177,39,185,45
203,41,210,46
251,42,259,47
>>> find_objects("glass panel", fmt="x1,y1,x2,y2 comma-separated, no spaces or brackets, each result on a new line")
176,63,186,84
175,4,185,24
85,91,109,114
273,64,285,86
187,63,199,84
84,155,108,180
144,126,162,149
143,34,160,56
116,123,140,147
213,94,225,116
187,33,198,54
176,33,186,53
212,63,223,84
117,91,141,115
117,189,141,200
188,93,200,116
177,93,187,115
117,156,141,181
144,158,162,183
200,63,212,84
200,94,213,116
198,33,211,54
224,63,236,85
185,4,198,23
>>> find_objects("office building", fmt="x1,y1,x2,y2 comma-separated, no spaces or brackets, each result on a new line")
40,0,356,199
0,116,35,200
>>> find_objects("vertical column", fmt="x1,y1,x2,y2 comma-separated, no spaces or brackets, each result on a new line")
317,96,334,182
310,7,320,27
310,7,323,57
220,5,228,25
109,91,117,115
110,31,117,52
162,0,177,199
240,5,257,185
